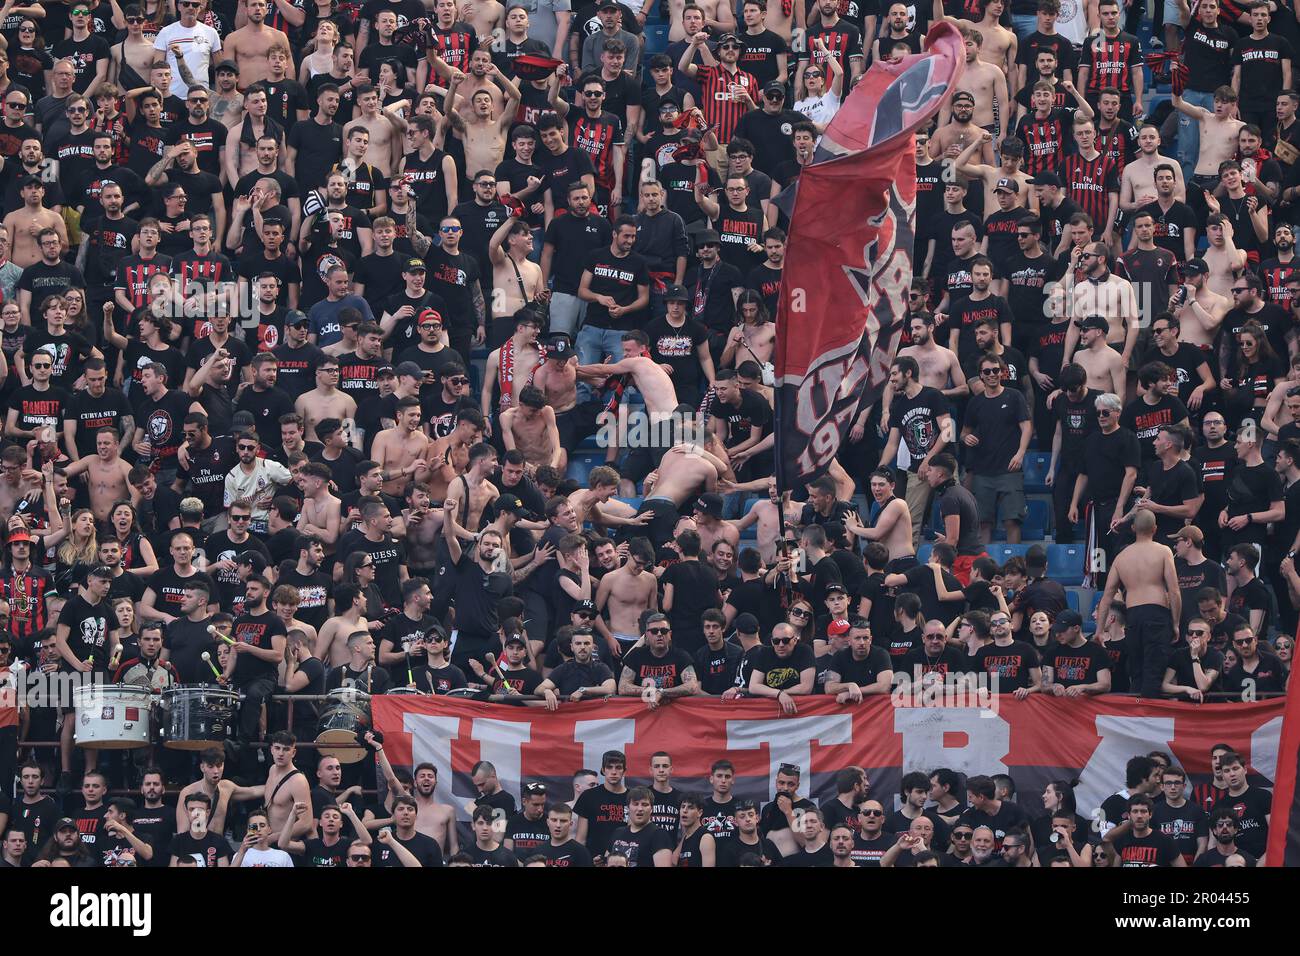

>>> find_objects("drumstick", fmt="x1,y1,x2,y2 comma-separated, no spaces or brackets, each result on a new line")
200,651,222,680
405,650,414,688
207,624,236,646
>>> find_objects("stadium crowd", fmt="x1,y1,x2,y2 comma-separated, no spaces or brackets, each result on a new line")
0,0,1290,868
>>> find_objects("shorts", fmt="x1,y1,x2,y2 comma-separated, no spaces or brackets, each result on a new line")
952,552,988,586
970,472,1027,524
637,496,681,551
886,555,919,573
622,443,668,485
613,632,639,646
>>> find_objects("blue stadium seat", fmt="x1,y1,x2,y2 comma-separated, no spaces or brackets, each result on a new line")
916,543,932,565
742,496,764,516
644,23,669,54
987,543,1028,565
1082,591,1104,633
566,453,602,486
1023,498,1050,539
1047,544,1086,586
1023,453,1052,494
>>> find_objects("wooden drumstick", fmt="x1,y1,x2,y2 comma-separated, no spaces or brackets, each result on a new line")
200,651,222,680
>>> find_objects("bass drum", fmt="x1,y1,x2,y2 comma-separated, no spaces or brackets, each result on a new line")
73,685,153,749
316,689,372,763
161,685,240,751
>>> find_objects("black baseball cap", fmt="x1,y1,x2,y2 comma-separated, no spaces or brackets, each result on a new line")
1183,258,1209,276
1052,610,1084,632
994,177,1019,194
404,257,427,273
1029,172,1062,187
734,613,759,634
763,81,786,97
287,310,310,328
663,283,690,302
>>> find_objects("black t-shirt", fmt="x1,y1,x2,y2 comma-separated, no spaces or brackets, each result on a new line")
695,641,743,695
580,246,649,331
573,784,630,856
337,530,407,606
1045,640,1112,687
899,564,965,625
973,640,1041,691
619,645,695,688
1082,426,1142,501
659,559,721,654
1140,459,1200,540
11,383,70,436
1050,390,1099,471
56,595,114,670
1111,828,1183,866
230,609,287,684
607,823,674,867
964,387,1031,474
375,830,444,867
1005,251,1066,328
1224,461,1284,546
423,246,481,334
536,839,593,867
645,315,709,397
888,386,951,472
828,645,893,688
64,387,134,458
959,799,1030,844
169,830,233,867
749,643,816,692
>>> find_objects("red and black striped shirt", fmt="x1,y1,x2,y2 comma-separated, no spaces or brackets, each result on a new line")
1061,150,1120,231
1096,120,1139,176
1258,257,1299,306
431,23,476,72
571,111,620,192
3,567,51,642
1080,31,1141,95
1014,107,1076,176
696,64,759,145
114,254,173,309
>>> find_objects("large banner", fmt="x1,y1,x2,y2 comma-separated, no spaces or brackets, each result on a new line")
1267,678,1300,865
772,23,964,491
373,695,1283,823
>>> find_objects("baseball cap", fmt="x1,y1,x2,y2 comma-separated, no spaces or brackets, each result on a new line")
994,177,1019,194
512,54,564,81
417,308,442,326
376,365,396,378
504,633,527,647
7,529,31,545
827,618,852,637
717,32,740,44
763,80,786,96
694,492,724,518
495,494,526,514
55,817,79,832
1183,258,1209,276
17,174,42,189
696,229,721,248
734,613,759,635
1052,610,1084,633
395,361,423,379
663,283,690,302
1170,526,1204,546
547,334,573,359
404,257,427,273
952,90,975,104
1079,315,1109,333
825,582,848,595
575,599,597,615
1029,172,1062,187
237,551,268,572
286,310,310,327
597,0,619,9
215,59,239,75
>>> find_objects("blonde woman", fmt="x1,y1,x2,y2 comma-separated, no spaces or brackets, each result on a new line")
43,508,98,590
298,20,339,83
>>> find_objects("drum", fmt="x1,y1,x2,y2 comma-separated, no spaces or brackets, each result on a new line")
387,687,428,696
73,685,153,749
161,685,240,751
316,688,371,763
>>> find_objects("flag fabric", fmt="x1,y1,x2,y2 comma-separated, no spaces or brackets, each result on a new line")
772,23,965,492
1268,675,1300,865
372,694,1283,824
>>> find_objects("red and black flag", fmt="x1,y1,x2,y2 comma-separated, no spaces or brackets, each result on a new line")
772,22,964,493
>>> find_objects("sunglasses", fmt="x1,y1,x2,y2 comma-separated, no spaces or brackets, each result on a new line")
475,180,496,187
67,107,88,114
720,42,741,49
648,627,671,635
440,225,462,233
237,444,258,451
583,90,605,96
448,376,468,385
771,637,794,646
952,831,973,839
1233,637,1256,645
125,15,144,22
1097,408,1114,417
991,618,1010,626
789,609,811,618
31,363,51,370
576,611,595,619
189,96,209,103
1188,629,1209,636
805,70,823,77
348,854,371,862
980,368,1001,376
230,514,251,521
861,809,884,816
1016,232,1034,238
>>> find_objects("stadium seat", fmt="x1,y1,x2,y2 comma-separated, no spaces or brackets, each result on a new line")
1047,544,1086,586
566,453,603,486
916,543,932,565
1082,591,1104,633
1023,453,1052,494
987,543,1028,565
1023,498,1050,539
644,23,669,54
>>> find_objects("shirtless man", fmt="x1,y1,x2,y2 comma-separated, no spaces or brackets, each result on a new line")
950,0,1016,84
943,28,1008,147
1171,258,1231,351
373,397,433,495
1064,242,1139,365
531,336,579,445
489,215,544,327
62,428,132,521
501,385,563,471
112,10,159,91
297,462,342,548
882,314,968,422
344,83,403,177
4,182,67,268
594,537,659,654
692,492,740,555
222,0,281,87
443,443,501,541
458,0,505,44
410,764,459,853
1070,315,1128,400
274,593,320,652
844,468,914,562
263,733,313,837
1173,87,1245,183
315,586,371,666
448,67,521,180
1201,212,1249,300
1094,508,1181,698
401,484,442,575
1119,126,1187,214
667,0,737,42
295,359,358,442
730,477,802,563
174,751,263,836
483,310,544,418
635,430,732,551
568,465,646,532
427,408,486,503
577,356,680,417
929,90,993,166
957,129,1037,213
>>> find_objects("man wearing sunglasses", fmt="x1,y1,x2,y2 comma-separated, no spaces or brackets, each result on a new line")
154,0,223,100
747,622,814,713
1219,623,1288,697
53,5,110,96
1193,809,1257,867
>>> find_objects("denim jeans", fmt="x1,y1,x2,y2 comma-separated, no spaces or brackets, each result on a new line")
1177,89,1216,182
575,323,627,402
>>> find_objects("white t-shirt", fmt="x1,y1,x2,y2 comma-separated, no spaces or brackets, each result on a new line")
154,20,222,98
794,90,841,129
240,846,294,867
